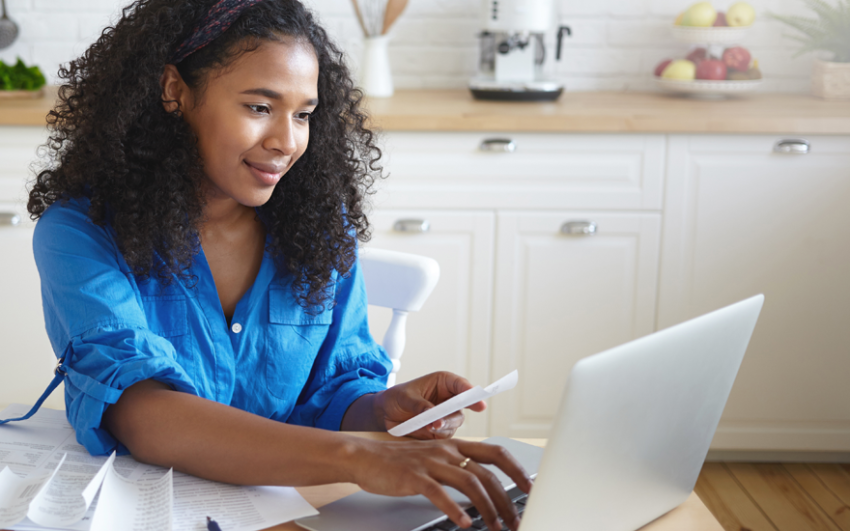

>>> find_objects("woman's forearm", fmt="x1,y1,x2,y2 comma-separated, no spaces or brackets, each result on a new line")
103,380,361,486
104,379,532,531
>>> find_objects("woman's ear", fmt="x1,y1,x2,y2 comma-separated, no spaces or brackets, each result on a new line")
160,64,189,114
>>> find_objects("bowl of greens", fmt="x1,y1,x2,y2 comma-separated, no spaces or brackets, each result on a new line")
0,58,46,98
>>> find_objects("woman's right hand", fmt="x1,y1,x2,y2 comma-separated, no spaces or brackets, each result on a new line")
344,438,533,531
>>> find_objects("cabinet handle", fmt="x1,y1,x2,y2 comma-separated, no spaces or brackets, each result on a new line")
561,221,597,235
0,212,21,227
479,138,516,153
393,219,430,233
773,139,810,154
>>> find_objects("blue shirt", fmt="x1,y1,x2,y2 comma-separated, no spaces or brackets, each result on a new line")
32,197,391,456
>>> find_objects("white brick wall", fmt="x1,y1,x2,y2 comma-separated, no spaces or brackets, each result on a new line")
0,0,817,93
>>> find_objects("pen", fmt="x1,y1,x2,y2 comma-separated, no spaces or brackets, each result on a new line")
207,516,222,531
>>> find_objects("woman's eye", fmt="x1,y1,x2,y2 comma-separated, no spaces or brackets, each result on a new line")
298,111,312,121
248,104,271,114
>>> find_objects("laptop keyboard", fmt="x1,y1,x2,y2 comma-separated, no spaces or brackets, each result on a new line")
423,486,528,531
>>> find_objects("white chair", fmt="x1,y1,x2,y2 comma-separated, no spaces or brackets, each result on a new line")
359,248,440,387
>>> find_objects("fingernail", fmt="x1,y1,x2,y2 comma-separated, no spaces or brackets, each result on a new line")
460,515,472,527
435,420,444,429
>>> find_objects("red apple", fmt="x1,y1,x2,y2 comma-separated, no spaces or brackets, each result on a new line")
722,46,751,71
713,12,728,26
696,59,728,80
686,47,708,65
654,59,673,77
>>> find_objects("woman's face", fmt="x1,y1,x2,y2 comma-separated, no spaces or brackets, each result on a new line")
169,38,319,209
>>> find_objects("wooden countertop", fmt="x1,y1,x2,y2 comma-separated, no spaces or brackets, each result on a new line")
2,86,848,134
363,90,850,134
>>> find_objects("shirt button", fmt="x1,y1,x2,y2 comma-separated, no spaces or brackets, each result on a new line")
231,323,243,334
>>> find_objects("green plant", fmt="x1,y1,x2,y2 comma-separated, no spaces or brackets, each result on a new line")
769,0,850,62
0,58,47,90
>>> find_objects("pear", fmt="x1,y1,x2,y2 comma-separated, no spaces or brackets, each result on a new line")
661,60,697,80
682,2,717,27
727,2,755,26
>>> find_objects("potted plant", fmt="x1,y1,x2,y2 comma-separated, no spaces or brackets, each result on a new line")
770,0,850,100
0,57,46,98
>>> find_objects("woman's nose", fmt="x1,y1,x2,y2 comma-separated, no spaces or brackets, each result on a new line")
263,119,298,155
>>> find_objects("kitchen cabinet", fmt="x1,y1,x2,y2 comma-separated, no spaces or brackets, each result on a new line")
364,211,495,436
658,135,850,452
1,118,848,452
0,126,63,410
489,211,661,438
366,132,666,437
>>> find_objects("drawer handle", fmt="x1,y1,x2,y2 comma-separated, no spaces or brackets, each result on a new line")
0,212,21,227
561,221,597,235
773,139,810,154
393,219,430,233
479,138,516,153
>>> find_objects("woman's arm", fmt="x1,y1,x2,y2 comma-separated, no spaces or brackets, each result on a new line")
105,380,531,531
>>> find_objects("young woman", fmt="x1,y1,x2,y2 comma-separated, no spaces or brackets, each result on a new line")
23,1,531,530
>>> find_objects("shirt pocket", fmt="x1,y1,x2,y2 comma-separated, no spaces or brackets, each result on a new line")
265,286,333,401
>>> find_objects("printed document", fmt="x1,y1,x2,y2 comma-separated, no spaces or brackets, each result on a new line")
0,404,318,531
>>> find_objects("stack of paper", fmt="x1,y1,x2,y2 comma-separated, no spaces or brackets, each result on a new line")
0,404,318,531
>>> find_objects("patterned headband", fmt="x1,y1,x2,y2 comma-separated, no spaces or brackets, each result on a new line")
171,0,265,64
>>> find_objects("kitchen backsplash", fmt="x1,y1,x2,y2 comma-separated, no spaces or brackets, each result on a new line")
0,0,815,93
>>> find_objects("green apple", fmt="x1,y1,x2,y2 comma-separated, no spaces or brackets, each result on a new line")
661,60,697,80
726,2,756,26
682,2,718,27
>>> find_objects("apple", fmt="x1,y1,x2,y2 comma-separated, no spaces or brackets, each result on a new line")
722,46,751,71
682,2,717,27
654,59,673,77
674,11,685,25
686,47,708,65
727,2,756,26
714,12,728,26
661,60,697,80
696,59,728,80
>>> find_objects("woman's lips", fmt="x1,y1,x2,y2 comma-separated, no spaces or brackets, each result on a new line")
244,161,285,186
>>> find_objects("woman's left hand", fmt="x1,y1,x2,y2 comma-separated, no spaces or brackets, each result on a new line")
373,371,486,439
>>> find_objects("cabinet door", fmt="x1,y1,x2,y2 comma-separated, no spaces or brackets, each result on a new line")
364,210,495,436
0,206,62,410
0,127,62,410
490,211,661,438
659,135,850,452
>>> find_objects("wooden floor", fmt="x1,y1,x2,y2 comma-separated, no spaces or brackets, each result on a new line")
695,462,850,531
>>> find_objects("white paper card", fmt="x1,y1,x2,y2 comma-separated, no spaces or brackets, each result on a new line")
388,370,519,437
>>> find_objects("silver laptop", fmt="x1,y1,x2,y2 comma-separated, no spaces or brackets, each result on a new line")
296,294,764,531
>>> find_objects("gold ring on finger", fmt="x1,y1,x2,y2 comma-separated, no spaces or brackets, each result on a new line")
459,457,471,469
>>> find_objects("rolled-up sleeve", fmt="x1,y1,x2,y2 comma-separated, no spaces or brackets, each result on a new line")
288,257,391,430
33,200,197,455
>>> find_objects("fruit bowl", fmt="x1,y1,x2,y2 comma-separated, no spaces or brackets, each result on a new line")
671,24,752,44
655,77,762,96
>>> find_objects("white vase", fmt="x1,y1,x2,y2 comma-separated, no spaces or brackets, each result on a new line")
360,35,394,98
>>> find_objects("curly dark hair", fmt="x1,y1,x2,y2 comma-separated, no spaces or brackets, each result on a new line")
27,0,381,311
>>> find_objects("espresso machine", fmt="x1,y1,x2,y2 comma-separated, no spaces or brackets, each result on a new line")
469,0,570,101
